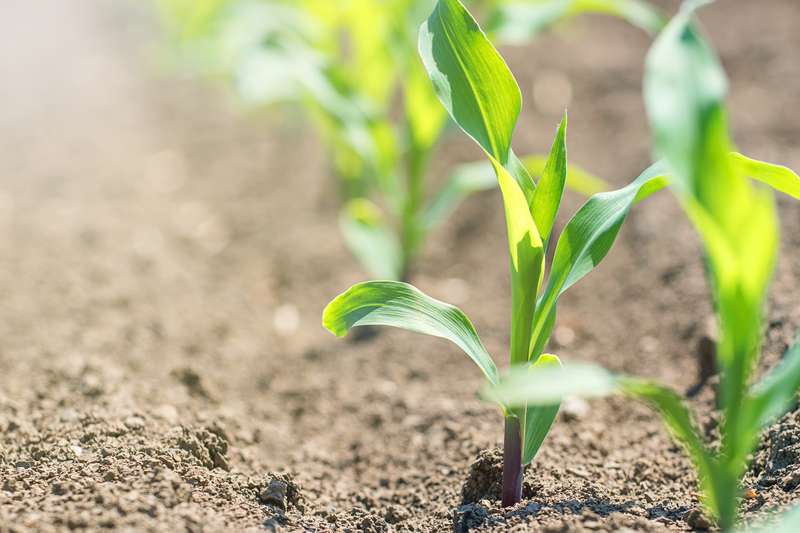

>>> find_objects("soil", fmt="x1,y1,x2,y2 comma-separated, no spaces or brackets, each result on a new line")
0,0,799,531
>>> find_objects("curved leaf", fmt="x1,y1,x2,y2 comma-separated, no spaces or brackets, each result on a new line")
743,506,800,533
531,114,568,243
419,0,544,366
731,152,800,200
323,281,498,384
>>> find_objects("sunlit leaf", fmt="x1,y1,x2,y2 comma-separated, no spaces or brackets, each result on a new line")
418,0,521,165
531,113,568,243
546,161,668,297
419,0,544,366
323,281,498,384
731,152,800,200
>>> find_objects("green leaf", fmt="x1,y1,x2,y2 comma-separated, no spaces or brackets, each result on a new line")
418,0,521,165
485,361,618,405
521,354,562,464
419,0,543,366
746,338,800,432
529,162,669,358
644,2,727,189
487,361,720,522
488,0,665,45
339,199,403,280
618,378,715,478
531,113,568,243
493,159,546,366
618,377,724,520
731,152,800,200
544,161,669,298
423,147,609,232
322,280,498,384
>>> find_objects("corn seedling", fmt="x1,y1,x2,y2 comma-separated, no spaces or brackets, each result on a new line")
155,0,660,280
488,1,800,529
323,0,668,507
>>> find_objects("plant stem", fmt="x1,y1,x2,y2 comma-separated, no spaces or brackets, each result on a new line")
501,416,523,507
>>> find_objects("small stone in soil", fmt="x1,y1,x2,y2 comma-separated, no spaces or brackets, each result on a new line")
684,507,712,530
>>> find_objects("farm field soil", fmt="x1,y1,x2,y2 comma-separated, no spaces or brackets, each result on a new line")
1,0,799,531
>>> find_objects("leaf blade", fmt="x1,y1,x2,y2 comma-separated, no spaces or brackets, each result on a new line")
323,280,498,384
731,152,800,200
531,114,568,243
521,354,562,464
418,0,521,165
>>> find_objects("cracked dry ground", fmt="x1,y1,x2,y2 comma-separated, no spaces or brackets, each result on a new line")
0,0,799,531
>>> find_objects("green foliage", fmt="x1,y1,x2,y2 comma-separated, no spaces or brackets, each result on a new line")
488,1,800,529
323,0,664,498
488,0,665,44
156,0,660,281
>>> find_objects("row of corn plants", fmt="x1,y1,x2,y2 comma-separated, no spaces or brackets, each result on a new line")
156,0,661,280
323,0,800,529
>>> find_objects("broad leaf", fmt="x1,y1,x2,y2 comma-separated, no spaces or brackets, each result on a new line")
418,0,521,165
531,114,568,243
521,354,562,464
323,280,498,384
731,152,800,200
544,161,669,298
419,0,544,365
529,162,669,357
339,199,403,280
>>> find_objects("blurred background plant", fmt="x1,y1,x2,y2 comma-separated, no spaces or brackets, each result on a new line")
154,0,662,280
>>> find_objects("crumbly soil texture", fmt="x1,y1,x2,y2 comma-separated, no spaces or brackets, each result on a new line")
1,0,799,531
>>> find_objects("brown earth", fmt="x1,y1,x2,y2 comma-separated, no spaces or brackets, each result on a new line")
0,0,799,531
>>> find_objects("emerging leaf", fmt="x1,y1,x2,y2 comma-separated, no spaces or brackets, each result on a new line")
531,114,568,244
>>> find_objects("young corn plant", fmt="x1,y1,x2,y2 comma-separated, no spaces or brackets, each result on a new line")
155,0,659,281
323,0,669,507
488,1,800,529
